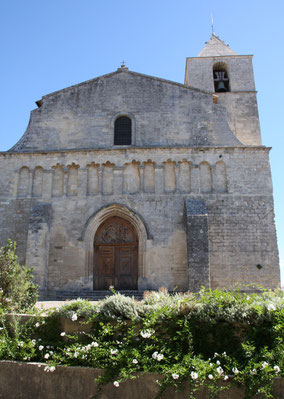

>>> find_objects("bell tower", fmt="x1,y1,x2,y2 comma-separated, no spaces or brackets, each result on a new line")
184,34,261,145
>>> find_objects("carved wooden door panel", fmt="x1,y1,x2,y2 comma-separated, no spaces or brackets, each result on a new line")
94,246,115,290
115,246,138,289
94,217,138,290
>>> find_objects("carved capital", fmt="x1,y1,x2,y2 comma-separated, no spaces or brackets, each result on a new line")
67,162,80,169
87,162,100,168
143,159,156,166
125,159,140,167
163,159,176,166
52,163,64,170
102,161,115,168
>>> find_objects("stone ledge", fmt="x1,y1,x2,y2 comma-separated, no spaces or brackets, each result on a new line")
0,145,271,156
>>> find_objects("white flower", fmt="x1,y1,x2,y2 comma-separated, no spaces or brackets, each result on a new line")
74,351,78,358
262,362,269,369
60,332,66,336
216,366,223,375
274,365,280,373
111,349,118,355
191,371,198,380
267,304,276,311
216,360,220,366
71,313,78,321
213,352,218,358
152,351,164,361
132,359,138,364
42,321,45,325
113,381,119,387
232,367,239,374
224,375,229,381
172,373,179,380
208,374,213,380
140,329,154,338
250,369,257,375
222,352,227,356
44,353,50,359
44,365,55,373
39,345,44,351
35,322,40,328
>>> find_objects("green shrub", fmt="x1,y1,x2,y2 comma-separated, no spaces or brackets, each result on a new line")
56,299,99,320
0,240,38,312
98,293,144,320
0,288,283,398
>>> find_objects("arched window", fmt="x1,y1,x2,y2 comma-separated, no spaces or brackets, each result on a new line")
213,63,230,92
114,116,131,145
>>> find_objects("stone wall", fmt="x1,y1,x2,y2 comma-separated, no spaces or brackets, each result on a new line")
10,70,240,152
0,146,280,291
0,362,283,399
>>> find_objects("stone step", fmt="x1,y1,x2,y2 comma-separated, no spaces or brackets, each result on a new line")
39,290,146,301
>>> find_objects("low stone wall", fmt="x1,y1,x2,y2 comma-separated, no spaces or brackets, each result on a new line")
0,361,283,399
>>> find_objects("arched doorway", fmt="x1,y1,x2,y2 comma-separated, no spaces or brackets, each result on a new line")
93,216,138,290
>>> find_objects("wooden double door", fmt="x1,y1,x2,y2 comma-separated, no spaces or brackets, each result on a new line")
93,217,138,290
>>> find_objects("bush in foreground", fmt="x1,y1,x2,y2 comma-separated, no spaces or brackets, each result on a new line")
0,288,283,398
0,239,38,312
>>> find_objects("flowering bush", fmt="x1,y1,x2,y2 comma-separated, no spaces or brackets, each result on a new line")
0,288,283,398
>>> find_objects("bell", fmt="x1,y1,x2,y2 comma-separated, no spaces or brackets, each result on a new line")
216,80,227,92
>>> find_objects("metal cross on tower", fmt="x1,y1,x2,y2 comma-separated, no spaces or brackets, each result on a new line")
211,13,215,35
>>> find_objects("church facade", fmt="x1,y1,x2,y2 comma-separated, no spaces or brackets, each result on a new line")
0,34,280,294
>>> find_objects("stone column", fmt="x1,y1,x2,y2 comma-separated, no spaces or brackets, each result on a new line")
184,199,210,291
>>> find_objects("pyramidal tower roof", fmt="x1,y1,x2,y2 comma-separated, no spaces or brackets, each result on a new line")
197,34,239,57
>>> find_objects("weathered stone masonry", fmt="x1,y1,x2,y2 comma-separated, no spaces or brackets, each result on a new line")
0,33,280,293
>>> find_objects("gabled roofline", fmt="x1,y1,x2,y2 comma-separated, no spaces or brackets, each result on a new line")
36,69,213,105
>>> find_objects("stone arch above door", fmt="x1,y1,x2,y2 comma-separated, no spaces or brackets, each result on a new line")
82,204,148,289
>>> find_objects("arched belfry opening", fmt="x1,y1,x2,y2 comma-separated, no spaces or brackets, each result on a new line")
93,217,138,290
213,62,230,92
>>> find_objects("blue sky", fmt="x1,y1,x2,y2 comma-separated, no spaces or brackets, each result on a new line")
0,0,283,285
